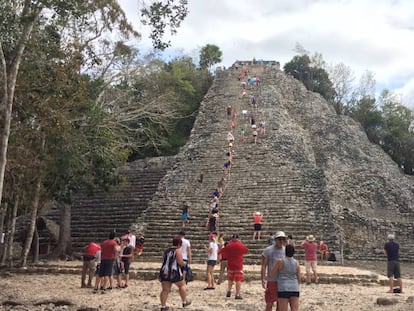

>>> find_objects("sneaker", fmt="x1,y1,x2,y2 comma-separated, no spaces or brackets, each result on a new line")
92,288,99,294
235,294,243,300
226,291,231,298
182,300,192,307
101,289,106,294
160,307,169,311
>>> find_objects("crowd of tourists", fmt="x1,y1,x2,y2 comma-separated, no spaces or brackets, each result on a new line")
79,61,403,311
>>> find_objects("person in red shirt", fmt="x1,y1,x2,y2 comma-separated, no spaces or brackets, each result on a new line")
99,231,117,292
253,212,263,241
319,241,329,261
81,242,101,288
301,235,319,284
221,234,249,299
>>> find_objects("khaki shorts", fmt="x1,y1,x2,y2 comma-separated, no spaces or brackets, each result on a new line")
305,260,317,272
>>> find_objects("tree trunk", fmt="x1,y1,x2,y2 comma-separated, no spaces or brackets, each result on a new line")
0,6,40,209
0,203,6,262
2,194,19,267
49,203,72,260
32,227,39,264
20,174,42,267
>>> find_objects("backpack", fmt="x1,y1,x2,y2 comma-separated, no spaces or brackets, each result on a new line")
328,253,337,262
159,248,183,282
186,266,194,283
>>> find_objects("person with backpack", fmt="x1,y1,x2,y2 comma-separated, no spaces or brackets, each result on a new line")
159,237,191,310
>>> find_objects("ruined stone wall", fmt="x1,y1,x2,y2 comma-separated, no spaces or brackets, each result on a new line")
264,69,414,260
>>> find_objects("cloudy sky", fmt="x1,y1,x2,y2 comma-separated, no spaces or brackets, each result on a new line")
121,0,414,108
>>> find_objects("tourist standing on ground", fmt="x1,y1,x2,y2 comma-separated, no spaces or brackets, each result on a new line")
120,237,134,288
92,249,102,293
178,230,192,282
181,201,190,228
112,238,123,288
384,233,403,293
99,231,117,293
205,233,218,290
159,237,191,310
221,234,249,299
287,234,295,247
217,234,228,285
269,244,300,311
301,235,319,284
253,212,263,241
261,231,286,311
81,241,101,288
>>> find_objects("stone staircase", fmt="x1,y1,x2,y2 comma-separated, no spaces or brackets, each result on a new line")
46,158,174,252
137,66,340,264
49,63,414,264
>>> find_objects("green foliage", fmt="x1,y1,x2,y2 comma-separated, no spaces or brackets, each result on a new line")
126,56,213,158
283,54,335,102
199,44,223,70
141,0,189,50
349,90,414,175
349,97,382,143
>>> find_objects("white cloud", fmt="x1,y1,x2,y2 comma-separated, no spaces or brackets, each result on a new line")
121,0,414,108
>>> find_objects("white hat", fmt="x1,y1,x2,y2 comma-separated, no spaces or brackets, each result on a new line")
255,211,261,215
275,231,286,239
387,234,395,240
306,234,316,242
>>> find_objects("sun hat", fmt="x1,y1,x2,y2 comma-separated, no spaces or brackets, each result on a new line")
275,231,286,239
306,234,316,242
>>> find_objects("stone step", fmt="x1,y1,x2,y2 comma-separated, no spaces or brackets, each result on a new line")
8,261,388,286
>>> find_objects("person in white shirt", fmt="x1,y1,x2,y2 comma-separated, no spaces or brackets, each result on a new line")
205,233,219,290
178,230,192,281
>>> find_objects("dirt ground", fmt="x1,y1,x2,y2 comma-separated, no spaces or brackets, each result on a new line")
0,260,413,311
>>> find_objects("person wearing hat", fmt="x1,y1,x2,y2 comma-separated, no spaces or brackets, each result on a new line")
384,233,403,293
301,234,319,285
261,230,286,311
253,212,263,241
178,230,192,282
